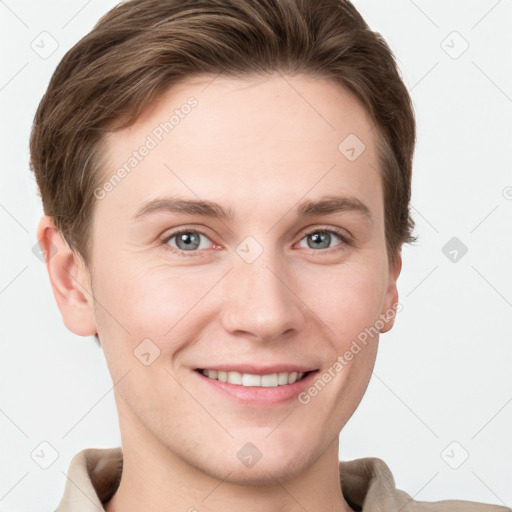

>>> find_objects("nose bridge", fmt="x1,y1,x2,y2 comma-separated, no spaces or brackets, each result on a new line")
220,245,306,341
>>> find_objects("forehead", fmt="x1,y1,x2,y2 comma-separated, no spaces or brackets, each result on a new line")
98,73,382,223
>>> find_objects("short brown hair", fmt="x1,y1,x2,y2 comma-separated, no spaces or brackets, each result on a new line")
30,0,417,267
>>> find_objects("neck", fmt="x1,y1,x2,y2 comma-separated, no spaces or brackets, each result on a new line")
105,400,354,512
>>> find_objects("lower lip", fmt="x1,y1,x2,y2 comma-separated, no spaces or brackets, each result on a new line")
193,369,319,407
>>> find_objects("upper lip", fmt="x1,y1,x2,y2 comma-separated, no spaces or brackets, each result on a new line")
195,364,318,375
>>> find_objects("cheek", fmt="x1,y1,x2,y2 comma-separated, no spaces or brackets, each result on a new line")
299,261,386,342
92,257,219,355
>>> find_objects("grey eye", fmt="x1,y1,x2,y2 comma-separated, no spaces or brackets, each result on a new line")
167,231,209,251
299,231,343,250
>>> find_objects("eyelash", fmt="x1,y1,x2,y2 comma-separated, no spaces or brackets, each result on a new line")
160,226,351,257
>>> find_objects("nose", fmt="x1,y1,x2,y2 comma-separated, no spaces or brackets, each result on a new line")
220,255,306,343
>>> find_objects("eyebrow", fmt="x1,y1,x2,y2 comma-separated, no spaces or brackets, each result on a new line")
133,195,372,223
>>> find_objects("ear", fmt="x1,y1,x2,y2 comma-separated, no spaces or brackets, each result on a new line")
379,250,402,334
36,216,97,337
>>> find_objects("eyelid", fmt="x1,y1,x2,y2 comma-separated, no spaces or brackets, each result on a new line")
160,224,352,256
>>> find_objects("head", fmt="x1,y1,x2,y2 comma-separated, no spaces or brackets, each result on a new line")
31,0,416,482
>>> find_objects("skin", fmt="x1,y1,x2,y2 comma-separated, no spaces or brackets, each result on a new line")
38,72,402,512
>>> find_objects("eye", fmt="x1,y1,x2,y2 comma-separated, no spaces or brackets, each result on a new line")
163,229,214,254
297,227,349,252
161,226,350,257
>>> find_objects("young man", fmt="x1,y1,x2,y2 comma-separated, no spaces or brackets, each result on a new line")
30,0,509,510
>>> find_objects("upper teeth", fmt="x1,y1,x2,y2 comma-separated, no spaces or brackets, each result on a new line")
201,369,306,387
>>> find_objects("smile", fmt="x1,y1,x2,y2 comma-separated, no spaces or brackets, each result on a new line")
196,369,312,388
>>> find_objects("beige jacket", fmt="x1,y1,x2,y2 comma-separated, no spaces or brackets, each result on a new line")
54,447,510,511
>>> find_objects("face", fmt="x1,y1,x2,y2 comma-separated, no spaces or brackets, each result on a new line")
73,73,400,481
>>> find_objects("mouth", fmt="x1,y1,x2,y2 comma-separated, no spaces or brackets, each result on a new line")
194,368,316,388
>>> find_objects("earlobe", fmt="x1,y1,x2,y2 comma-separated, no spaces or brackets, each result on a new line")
379,251,402,334
36,216,97,337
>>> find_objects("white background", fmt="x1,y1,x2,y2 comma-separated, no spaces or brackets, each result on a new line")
0,0,511,510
